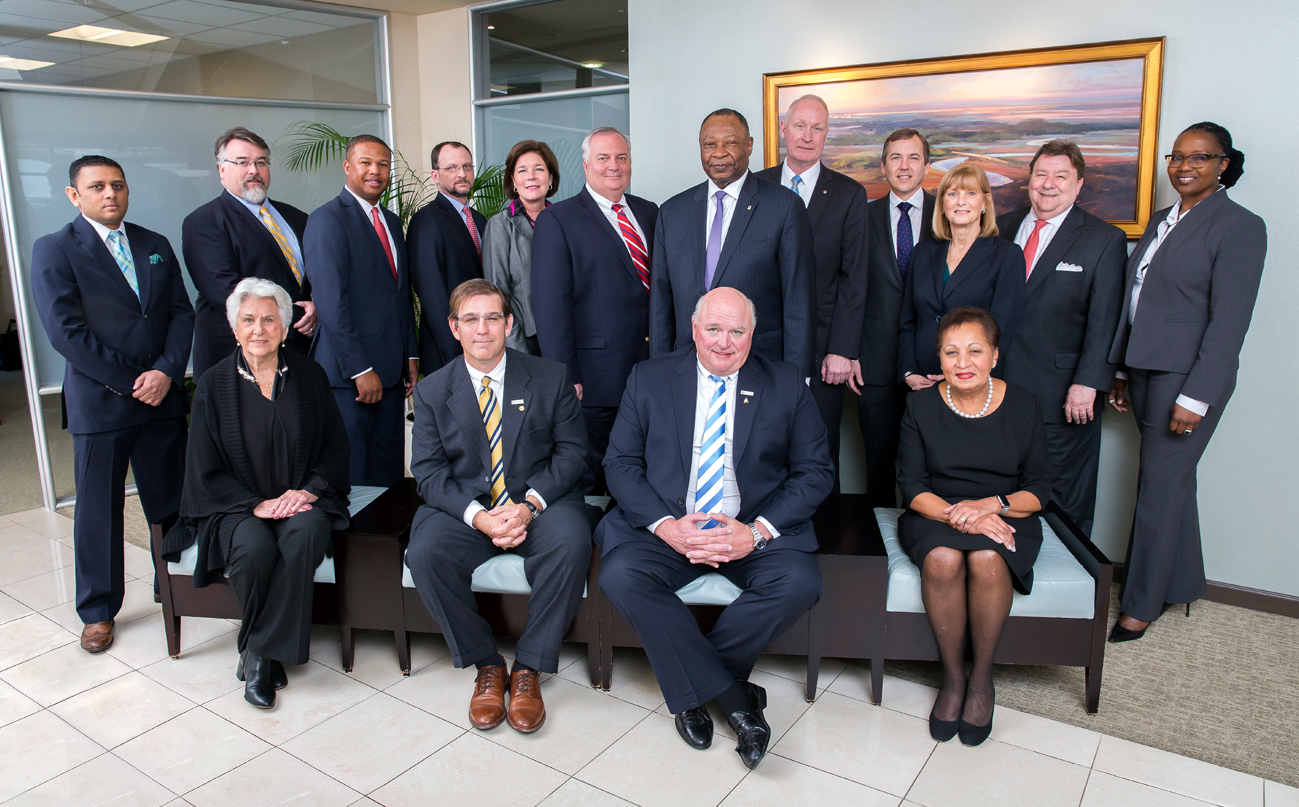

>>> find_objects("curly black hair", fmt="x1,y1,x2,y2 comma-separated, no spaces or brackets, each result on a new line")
1181,121,1245,188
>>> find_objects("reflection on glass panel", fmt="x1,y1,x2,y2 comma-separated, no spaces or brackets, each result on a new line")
480,91,628,203
0,1,378,103
485,0,627,97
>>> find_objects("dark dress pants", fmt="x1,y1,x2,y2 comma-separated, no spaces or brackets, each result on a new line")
405,497,593,673
809,374,845,491
332,383,405,487
856,382,907,508
599,541,822,714
582,405,618,495
226,507,332,664
1043,417,1103,536
1121,368,1232,622
71,415,186,624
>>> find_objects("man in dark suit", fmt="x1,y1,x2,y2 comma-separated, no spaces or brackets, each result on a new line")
183,127,314,379
755,94,868,480
408,141,486,373
304,135,418,487
31,156,194,653
847,129,935,507
597,288,834,770
650,108,816,379
998,140,1126,535
406,278,592,735
532,126,658,492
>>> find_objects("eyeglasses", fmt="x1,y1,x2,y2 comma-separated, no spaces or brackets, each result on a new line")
438,163,475,175
455,313,506,327
1164,153,1225,168
223,158,270,170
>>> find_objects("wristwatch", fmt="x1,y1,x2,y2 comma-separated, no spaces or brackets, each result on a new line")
748,522,768,551
995,495,1010,516
522,500,541,521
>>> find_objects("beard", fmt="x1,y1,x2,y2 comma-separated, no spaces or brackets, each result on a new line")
239,182,268,205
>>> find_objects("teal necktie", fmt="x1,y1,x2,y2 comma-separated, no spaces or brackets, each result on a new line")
106,230,140,300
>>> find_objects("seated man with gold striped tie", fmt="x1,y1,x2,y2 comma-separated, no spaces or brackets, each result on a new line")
406,278,596,734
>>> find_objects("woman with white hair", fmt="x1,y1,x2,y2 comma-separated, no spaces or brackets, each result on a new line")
162,278,350,709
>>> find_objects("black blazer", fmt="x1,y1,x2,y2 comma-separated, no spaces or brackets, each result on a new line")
597,351,835,557
531,186,659,409
649,172,816,378
181,192,311,379
408,194,487,373
755,164,869,361
1108,190,1267,406
898,236,1024,381
997,206,1127,424
31,217,195,434
859,193,936,386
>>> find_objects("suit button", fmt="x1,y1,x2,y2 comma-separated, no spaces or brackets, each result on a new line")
677,497,685,505
142,314,148,319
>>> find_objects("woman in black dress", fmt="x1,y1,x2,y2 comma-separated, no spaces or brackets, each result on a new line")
162,278,350,709
897,306,1052,746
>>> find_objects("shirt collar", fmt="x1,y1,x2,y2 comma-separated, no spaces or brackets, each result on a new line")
464,352,507,390
888,187,925,210
586,183,628,212
507,198,551,218
1027,203,1073,227
229,188,273,217
1171,184,1226,224
345,187,384,218
82,214,124,241
695,358,740,387
780,159,821,189
441,192,469,216
707,170,748,202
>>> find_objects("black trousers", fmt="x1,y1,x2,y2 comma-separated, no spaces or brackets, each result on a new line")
599,542,821,714
226,507,332,664
332,383,405,487
582,405,618,495
856,382,907,508
809,375,845,491
405,498,593,673
1043,418,1103,537
72,416,186,624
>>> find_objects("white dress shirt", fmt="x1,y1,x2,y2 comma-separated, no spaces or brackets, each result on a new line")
82,214,129,252
1014,204,1073,275
887,188,926,257
585,183,647,252
343,188,416,378
779,159,821,207
230,190,304,273
704,171,749,250
460,353,547,527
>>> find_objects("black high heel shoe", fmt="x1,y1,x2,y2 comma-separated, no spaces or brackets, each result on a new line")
928,684,963,742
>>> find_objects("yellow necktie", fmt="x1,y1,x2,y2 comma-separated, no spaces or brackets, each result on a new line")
259,206,303,285
479,378,512,507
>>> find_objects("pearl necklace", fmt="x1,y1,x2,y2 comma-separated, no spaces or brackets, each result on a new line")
945,377,994,418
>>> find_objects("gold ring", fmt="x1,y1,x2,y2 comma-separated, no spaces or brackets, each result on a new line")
960,515,968,522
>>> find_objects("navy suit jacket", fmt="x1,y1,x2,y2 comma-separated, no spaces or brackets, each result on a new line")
407,194,486,373
859,192,936,386
181,192,311,379
596,351,835,557
31,216,194,434
304,189,417,389
531,187,659,409
649,173,816,378
898,236,1024,381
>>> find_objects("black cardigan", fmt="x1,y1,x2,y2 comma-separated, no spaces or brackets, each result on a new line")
162,349,351,587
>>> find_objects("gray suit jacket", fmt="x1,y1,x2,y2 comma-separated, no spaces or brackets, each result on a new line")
483,206,539,352
409,348,590,520
998,205,1127,424
1108,190,1267,406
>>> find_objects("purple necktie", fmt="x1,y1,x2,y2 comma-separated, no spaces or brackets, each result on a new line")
704,190,726,289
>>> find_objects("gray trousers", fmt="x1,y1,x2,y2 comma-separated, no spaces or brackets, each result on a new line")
405,498,593,673
1121,368,1233,622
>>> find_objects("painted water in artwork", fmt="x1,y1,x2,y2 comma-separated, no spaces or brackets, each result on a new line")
776,58,1145,220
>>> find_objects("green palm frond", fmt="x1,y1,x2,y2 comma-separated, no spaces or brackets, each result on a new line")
280,122,349,173
470,164,508,219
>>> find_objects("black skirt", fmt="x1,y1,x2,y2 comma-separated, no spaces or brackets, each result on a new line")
899,507,1042,594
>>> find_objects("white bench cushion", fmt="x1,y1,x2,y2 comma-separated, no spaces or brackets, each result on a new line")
876,507,1095,619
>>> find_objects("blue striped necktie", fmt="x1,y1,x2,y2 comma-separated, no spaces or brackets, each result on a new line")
697,375,727,528
106,230,139,300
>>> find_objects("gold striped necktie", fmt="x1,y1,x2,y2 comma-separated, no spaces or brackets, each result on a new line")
479,378,512,507
259,205,303,284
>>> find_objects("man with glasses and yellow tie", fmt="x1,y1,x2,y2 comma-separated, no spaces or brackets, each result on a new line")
182,127,315,380
405,278,594,734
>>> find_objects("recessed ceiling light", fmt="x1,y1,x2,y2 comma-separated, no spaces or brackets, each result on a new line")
0,56,55,70
50,25,168,48
581,62,603,69
487,24,495,29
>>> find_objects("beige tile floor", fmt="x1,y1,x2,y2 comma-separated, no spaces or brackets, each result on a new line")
1,507,1295,807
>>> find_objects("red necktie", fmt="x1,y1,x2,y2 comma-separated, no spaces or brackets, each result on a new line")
372,207,396,281
613,203,650,295
464,206,482,260
1022,219,1049,278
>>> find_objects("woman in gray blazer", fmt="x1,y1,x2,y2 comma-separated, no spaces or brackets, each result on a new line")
1107,122,1267,642
483,140,560,355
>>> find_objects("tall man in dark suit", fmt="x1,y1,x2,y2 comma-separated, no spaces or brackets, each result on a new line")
847,129,935,507
998,140,1126,535
532,126,658,492
650,109,816,379
406,278,592,734
598,288,834,770
183,127,314,379
408,141,486,373
31,156,194,653
304,135,418,487
755,94,868,479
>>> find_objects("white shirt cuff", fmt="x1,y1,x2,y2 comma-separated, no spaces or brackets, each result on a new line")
756,516,781,540
1175,394,1210,417
526,489,546,510
1115,370,1128,381
804,377,811,386
463,500,486,528
350,366,374,380
649,516,671,535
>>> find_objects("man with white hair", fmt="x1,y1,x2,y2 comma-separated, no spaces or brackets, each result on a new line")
183,127,315,379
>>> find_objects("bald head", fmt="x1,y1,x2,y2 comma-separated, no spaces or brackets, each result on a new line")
692,288,756,376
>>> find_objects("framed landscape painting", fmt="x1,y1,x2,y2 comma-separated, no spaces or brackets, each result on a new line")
763,38,1164,237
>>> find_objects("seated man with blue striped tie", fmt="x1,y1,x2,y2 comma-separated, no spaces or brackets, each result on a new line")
596,287,835,769
405,278,595,734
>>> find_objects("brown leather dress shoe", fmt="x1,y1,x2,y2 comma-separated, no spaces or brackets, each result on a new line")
80,621,114,653
468,664,508,730
507,666,546,733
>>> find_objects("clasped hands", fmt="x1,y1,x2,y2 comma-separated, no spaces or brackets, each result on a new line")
132,369,171,406
654,513,770,568
944,498,1016,552
253,489,318,520
472,498,539,549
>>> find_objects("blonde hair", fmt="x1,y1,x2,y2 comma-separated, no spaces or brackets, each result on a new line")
932,163,998,240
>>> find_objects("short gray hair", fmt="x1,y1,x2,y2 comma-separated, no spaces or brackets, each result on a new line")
226,277,293,332
786,94,829,119
691,288,757,329
581,126,630,164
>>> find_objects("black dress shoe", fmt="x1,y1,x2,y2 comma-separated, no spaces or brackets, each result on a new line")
237,651,276,709
675,706,713,749
958,712,993,746
929,706,959,742
727,682,771,770
1108,620,1148,643
270,659,288,691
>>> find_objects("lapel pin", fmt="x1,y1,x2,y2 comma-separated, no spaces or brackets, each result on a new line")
740,390,754,396
746,205,752,210
511,399,524,405
743,397,750,404
518,405,525,411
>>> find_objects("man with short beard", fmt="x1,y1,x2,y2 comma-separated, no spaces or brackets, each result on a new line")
183,127,315,379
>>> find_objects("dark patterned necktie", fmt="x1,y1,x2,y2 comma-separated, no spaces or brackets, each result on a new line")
896,201,914,283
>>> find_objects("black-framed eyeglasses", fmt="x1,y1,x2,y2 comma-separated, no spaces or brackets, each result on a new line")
455,313,506,327
223,158,270,170
1164,153,1225,168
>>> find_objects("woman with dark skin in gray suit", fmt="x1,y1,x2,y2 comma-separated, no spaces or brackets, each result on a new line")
1107,122,1267,642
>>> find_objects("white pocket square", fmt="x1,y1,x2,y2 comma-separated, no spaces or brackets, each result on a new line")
1055,262,1084,272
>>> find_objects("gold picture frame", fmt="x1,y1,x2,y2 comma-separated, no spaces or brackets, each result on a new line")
763,38,1165,238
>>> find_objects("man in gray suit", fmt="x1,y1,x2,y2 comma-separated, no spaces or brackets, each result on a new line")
998,140,1127,535
406,278,593,734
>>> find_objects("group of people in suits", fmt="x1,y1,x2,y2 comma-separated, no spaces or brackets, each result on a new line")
28,100,1265,764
